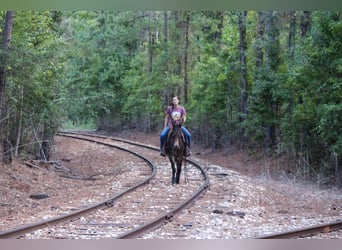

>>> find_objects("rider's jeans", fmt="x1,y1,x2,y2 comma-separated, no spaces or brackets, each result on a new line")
160,126,191,150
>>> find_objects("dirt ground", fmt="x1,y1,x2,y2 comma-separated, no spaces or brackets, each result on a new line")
1,130,341,238
109,130,296,181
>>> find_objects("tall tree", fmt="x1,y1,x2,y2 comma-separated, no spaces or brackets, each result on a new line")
264,11,280,151
162,11,171,107
255,12,265,69
249,11,282,152
288,11,296,60
238,11,248,132
0,11,15,163
56,11,341,185
183,12,190,104
9,11,64,161
300,11,312,37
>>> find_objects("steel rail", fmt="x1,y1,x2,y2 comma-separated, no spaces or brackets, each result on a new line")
116,158,209,239
256,220,342,239
0,133,157,239
4,130,338,239
69,131,342,240
58,130,210,239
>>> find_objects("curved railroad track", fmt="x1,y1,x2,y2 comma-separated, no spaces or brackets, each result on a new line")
60,133,342,239
256,220,342,239
0,131,209,239
0,130,341,239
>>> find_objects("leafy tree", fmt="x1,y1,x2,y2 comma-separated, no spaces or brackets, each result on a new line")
2,11,64,161
7,10,336,185
190,12,241,149
0,11,15,163
61,11,137,129
281,12,342,184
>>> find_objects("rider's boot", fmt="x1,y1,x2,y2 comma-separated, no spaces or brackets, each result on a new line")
160,144,166,156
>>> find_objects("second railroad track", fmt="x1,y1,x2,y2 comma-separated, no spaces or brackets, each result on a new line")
0,131,209,239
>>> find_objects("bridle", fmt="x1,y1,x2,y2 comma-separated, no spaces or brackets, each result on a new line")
171,125,183,151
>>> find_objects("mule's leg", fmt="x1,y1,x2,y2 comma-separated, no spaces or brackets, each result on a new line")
172,163,177,185
175,159,182,184
169,156,176,185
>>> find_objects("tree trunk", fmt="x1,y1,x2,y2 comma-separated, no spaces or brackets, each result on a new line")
173,11,182,78
255,12,265,69
335,154,342,188
147,11,154,74
163,11,170,107
300,11,312,37
0,11,15,164
183,12,190,104
238,11,248,117
0,11,15,111
40,123,50,161
285,11,297,144
288,11,296,60
215,11,224,48
264,11,279,152
265,11,280,71
147,11,156,132
238,11,248,144
163,11,168,45
15,86,24,157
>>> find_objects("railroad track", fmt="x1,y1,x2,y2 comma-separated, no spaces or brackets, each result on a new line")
62,133,342,239
0,131,209,239
0,130,340,239
256,220,342,239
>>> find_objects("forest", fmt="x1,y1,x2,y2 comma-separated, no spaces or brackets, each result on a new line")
0,11,341,186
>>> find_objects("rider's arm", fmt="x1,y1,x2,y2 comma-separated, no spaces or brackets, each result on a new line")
182,114,186,124
181,107,187,124
164,115,169,128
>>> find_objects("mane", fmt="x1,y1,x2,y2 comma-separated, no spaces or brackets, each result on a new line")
165,125,184,154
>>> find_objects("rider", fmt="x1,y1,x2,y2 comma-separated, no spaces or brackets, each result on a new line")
160,96,191,157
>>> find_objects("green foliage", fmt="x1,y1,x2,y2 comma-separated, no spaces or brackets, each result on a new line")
5,10,341,183
189,13,241,147
5,11,64,158
61,11,138,129
278,12,342,179
62,119,97,130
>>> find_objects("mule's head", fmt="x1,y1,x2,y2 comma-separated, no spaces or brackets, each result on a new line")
173,135,180,150
170,125,184,152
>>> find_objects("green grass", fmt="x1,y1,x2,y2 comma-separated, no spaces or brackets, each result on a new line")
62,119,97,130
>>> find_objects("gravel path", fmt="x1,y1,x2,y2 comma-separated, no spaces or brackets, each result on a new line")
1,131,341,238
